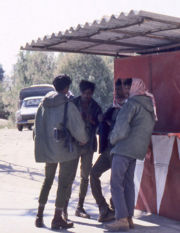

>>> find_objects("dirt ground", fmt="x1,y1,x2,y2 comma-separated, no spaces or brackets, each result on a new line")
0,128,180,233
0,118,8,128
0,128,111,232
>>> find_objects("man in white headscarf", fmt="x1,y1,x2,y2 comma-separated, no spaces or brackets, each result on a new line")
105,78,157,232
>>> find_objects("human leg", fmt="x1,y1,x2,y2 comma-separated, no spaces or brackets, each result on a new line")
35,163,57,227
51,159,79,229
55,158,79,208
38,163,58,205
124,158,136,228
75,149,93,218
105,155,131,232
90,151,114,222
90,152,111,207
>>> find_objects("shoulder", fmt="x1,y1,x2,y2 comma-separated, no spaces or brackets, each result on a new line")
73,96,80,102
68,100,77,108
67,101,80,114
126,97,140,109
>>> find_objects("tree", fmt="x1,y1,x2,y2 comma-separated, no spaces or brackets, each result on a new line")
13,51,56,87
3,51,56,122
0,64,9,119
55,53,114,110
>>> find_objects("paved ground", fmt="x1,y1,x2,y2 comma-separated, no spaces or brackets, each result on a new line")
0,128,180,232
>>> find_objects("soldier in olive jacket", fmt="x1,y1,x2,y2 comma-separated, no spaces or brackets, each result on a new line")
34,75,88,230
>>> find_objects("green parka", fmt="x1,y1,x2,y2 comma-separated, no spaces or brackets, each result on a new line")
110,95,155,160
34,91,88,163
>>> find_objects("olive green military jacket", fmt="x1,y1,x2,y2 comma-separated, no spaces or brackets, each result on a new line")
110,95,156,160
34,91,88,163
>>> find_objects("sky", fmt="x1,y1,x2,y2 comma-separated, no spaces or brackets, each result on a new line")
0,0,180,76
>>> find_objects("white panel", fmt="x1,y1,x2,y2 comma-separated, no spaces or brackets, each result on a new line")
152,135,175,213
134,160,144,206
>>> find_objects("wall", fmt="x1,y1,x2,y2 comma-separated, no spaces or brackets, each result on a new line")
114,51,180,133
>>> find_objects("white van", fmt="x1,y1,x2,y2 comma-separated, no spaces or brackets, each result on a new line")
15,96,43,131
16,84,54,131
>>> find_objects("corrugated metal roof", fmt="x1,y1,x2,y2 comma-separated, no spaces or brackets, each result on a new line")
21,10,180,56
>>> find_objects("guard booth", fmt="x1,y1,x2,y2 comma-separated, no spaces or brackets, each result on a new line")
22,10,180,221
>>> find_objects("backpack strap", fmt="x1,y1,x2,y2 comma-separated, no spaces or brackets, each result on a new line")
63,101,68,128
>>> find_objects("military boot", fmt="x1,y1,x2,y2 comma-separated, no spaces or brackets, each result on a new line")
98,206,115,222
35,204,45,228
75,198,90,219
51,208,73,230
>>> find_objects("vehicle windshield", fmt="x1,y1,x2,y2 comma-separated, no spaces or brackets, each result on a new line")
22,98,42,107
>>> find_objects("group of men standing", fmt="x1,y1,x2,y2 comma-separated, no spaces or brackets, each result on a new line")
34,74,156,232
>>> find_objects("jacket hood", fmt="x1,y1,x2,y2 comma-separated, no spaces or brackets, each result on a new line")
42,91,67,108
130,95,154,113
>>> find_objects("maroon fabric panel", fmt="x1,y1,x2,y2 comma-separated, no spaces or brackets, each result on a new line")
114,50,180,132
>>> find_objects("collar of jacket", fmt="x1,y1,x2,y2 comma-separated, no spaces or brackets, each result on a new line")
42,91,68,108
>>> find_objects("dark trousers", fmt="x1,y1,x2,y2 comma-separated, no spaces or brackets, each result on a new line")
111,154,136,220
78,147,94,200
90,148,111,207
39,159,79,209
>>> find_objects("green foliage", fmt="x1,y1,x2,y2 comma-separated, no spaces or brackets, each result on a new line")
2,51,115,123
2,51,56,122
13,51,56,87
0,64,8,119
55,53,114,110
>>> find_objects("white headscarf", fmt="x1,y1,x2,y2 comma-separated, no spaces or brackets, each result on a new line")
130,78,158,121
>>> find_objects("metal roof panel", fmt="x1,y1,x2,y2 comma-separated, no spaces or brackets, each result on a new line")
21,10,180,56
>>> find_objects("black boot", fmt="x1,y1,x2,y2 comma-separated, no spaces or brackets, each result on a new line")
35,204,45,228
75,198,90,219
51,208,73,230
98,205,115,222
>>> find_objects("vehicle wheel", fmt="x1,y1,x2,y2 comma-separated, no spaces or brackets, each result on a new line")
28,125,32,130
17,125,23,131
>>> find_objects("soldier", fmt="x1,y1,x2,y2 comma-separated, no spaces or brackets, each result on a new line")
34,75,88,230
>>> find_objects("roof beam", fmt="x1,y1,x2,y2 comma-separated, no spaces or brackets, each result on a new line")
110,25,180,43
132,42,180,54
22,45,130,57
